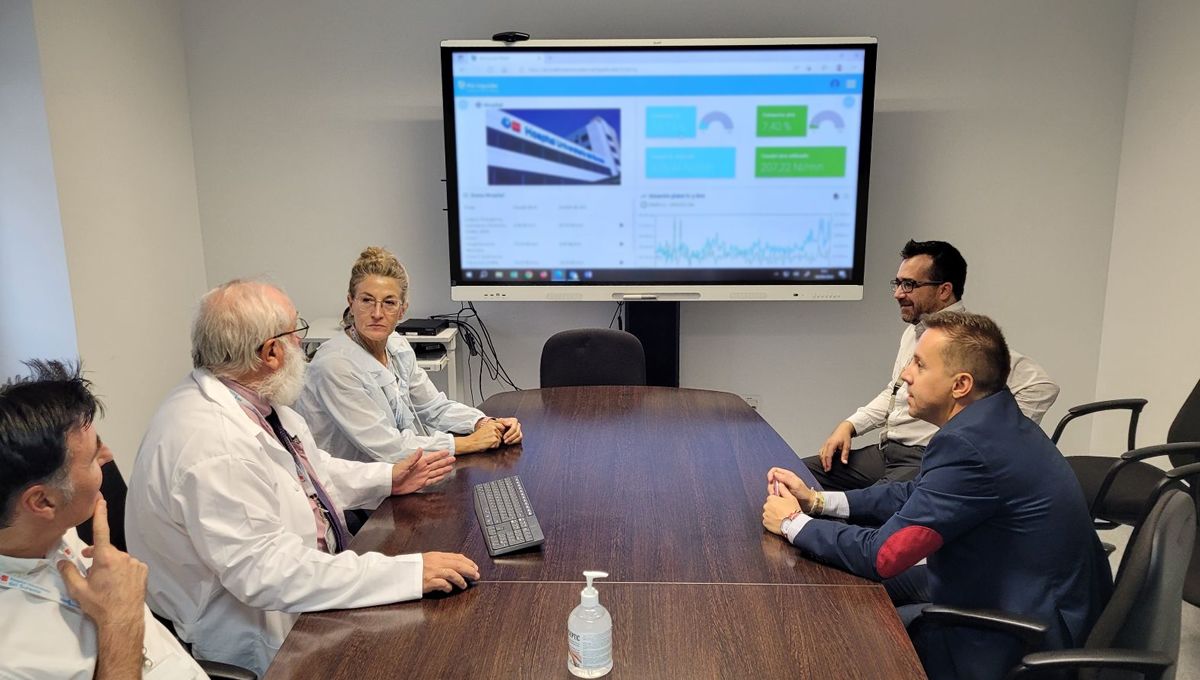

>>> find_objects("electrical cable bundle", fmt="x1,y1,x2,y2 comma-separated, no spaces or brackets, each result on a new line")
433,300,625,404
431,302,520,405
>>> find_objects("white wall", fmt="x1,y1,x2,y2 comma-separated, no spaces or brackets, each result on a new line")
180,0,1136,456
32,0,208,470
0,0,78,376
1091,0,1200,455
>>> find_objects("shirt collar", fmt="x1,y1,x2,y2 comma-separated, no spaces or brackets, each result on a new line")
915,299,967,338
332,330,398,382
218,377,273,417
0,535,73,576
347,328,402,362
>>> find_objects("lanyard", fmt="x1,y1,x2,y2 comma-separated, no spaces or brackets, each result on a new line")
226,388,339,548
226,388,313,486
3,568,156,671
0,570,82,612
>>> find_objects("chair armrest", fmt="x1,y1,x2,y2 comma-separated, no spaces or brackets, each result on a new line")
199,660,258,680
1121,441,1200,464
1089,442,1200,522
1051,398,1147,447
1008,649,1173,680
1135,460,1200,523
910,605,1048,654
1164,460,1200,484
1066,399,1148,417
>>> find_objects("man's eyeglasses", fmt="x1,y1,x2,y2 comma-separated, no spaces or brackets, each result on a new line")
257,317,309,352
352,295,402,315
890,278,946,294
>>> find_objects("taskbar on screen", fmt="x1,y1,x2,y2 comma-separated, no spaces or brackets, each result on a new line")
456,267,854,284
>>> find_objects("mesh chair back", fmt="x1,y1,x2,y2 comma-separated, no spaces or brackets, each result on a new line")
540,328,646,388
1082,489,1195,680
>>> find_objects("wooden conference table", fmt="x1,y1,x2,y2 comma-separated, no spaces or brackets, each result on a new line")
265,386,926,679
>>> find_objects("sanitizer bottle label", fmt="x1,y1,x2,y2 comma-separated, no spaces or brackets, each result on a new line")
568,629,612,669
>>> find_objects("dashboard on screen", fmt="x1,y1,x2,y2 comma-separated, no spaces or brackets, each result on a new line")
441,38,877,301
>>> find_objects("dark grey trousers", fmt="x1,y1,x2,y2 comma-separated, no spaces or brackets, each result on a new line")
802,440,926,492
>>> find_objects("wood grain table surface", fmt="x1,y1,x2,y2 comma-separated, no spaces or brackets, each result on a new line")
265,386,925,679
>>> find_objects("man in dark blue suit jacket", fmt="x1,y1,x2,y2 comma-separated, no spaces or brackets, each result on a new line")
763,311,1112,680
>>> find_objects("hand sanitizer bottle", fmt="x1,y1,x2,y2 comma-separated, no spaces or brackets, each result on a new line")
567,570,612,678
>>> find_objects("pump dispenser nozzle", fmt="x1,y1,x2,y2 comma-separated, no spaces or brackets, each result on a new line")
569,570,613,677
580,570,608,606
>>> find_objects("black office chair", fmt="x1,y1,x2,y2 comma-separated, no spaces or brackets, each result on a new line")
540,328,647,388
1052,398,1150,526
76,460,258,680
910,488,1196,680
76,458,128,551
1051,378,1200,605
1166,379,1200,605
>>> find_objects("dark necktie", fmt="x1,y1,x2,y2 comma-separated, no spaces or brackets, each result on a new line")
264,411,352,553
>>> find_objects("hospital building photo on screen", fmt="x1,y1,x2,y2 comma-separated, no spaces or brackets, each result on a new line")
486,108,621,185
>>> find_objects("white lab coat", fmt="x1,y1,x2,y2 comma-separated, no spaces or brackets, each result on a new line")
295,331,484,463
0,529,206,680
125,369,423,677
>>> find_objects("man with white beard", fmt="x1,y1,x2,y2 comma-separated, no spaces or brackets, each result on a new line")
125,280,479,676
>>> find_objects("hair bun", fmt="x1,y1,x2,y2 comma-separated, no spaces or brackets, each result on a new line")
348,246,408,301
357,246,390,264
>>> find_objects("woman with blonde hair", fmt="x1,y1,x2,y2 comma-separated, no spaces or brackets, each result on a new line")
295,247,521,464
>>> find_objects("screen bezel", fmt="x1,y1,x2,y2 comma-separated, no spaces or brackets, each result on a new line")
441,37,878,302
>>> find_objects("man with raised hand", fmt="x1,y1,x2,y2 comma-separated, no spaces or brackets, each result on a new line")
0,360,206,678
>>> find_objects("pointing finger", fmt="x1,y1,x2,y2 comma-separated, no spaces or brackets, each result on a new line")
90,497,111,547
